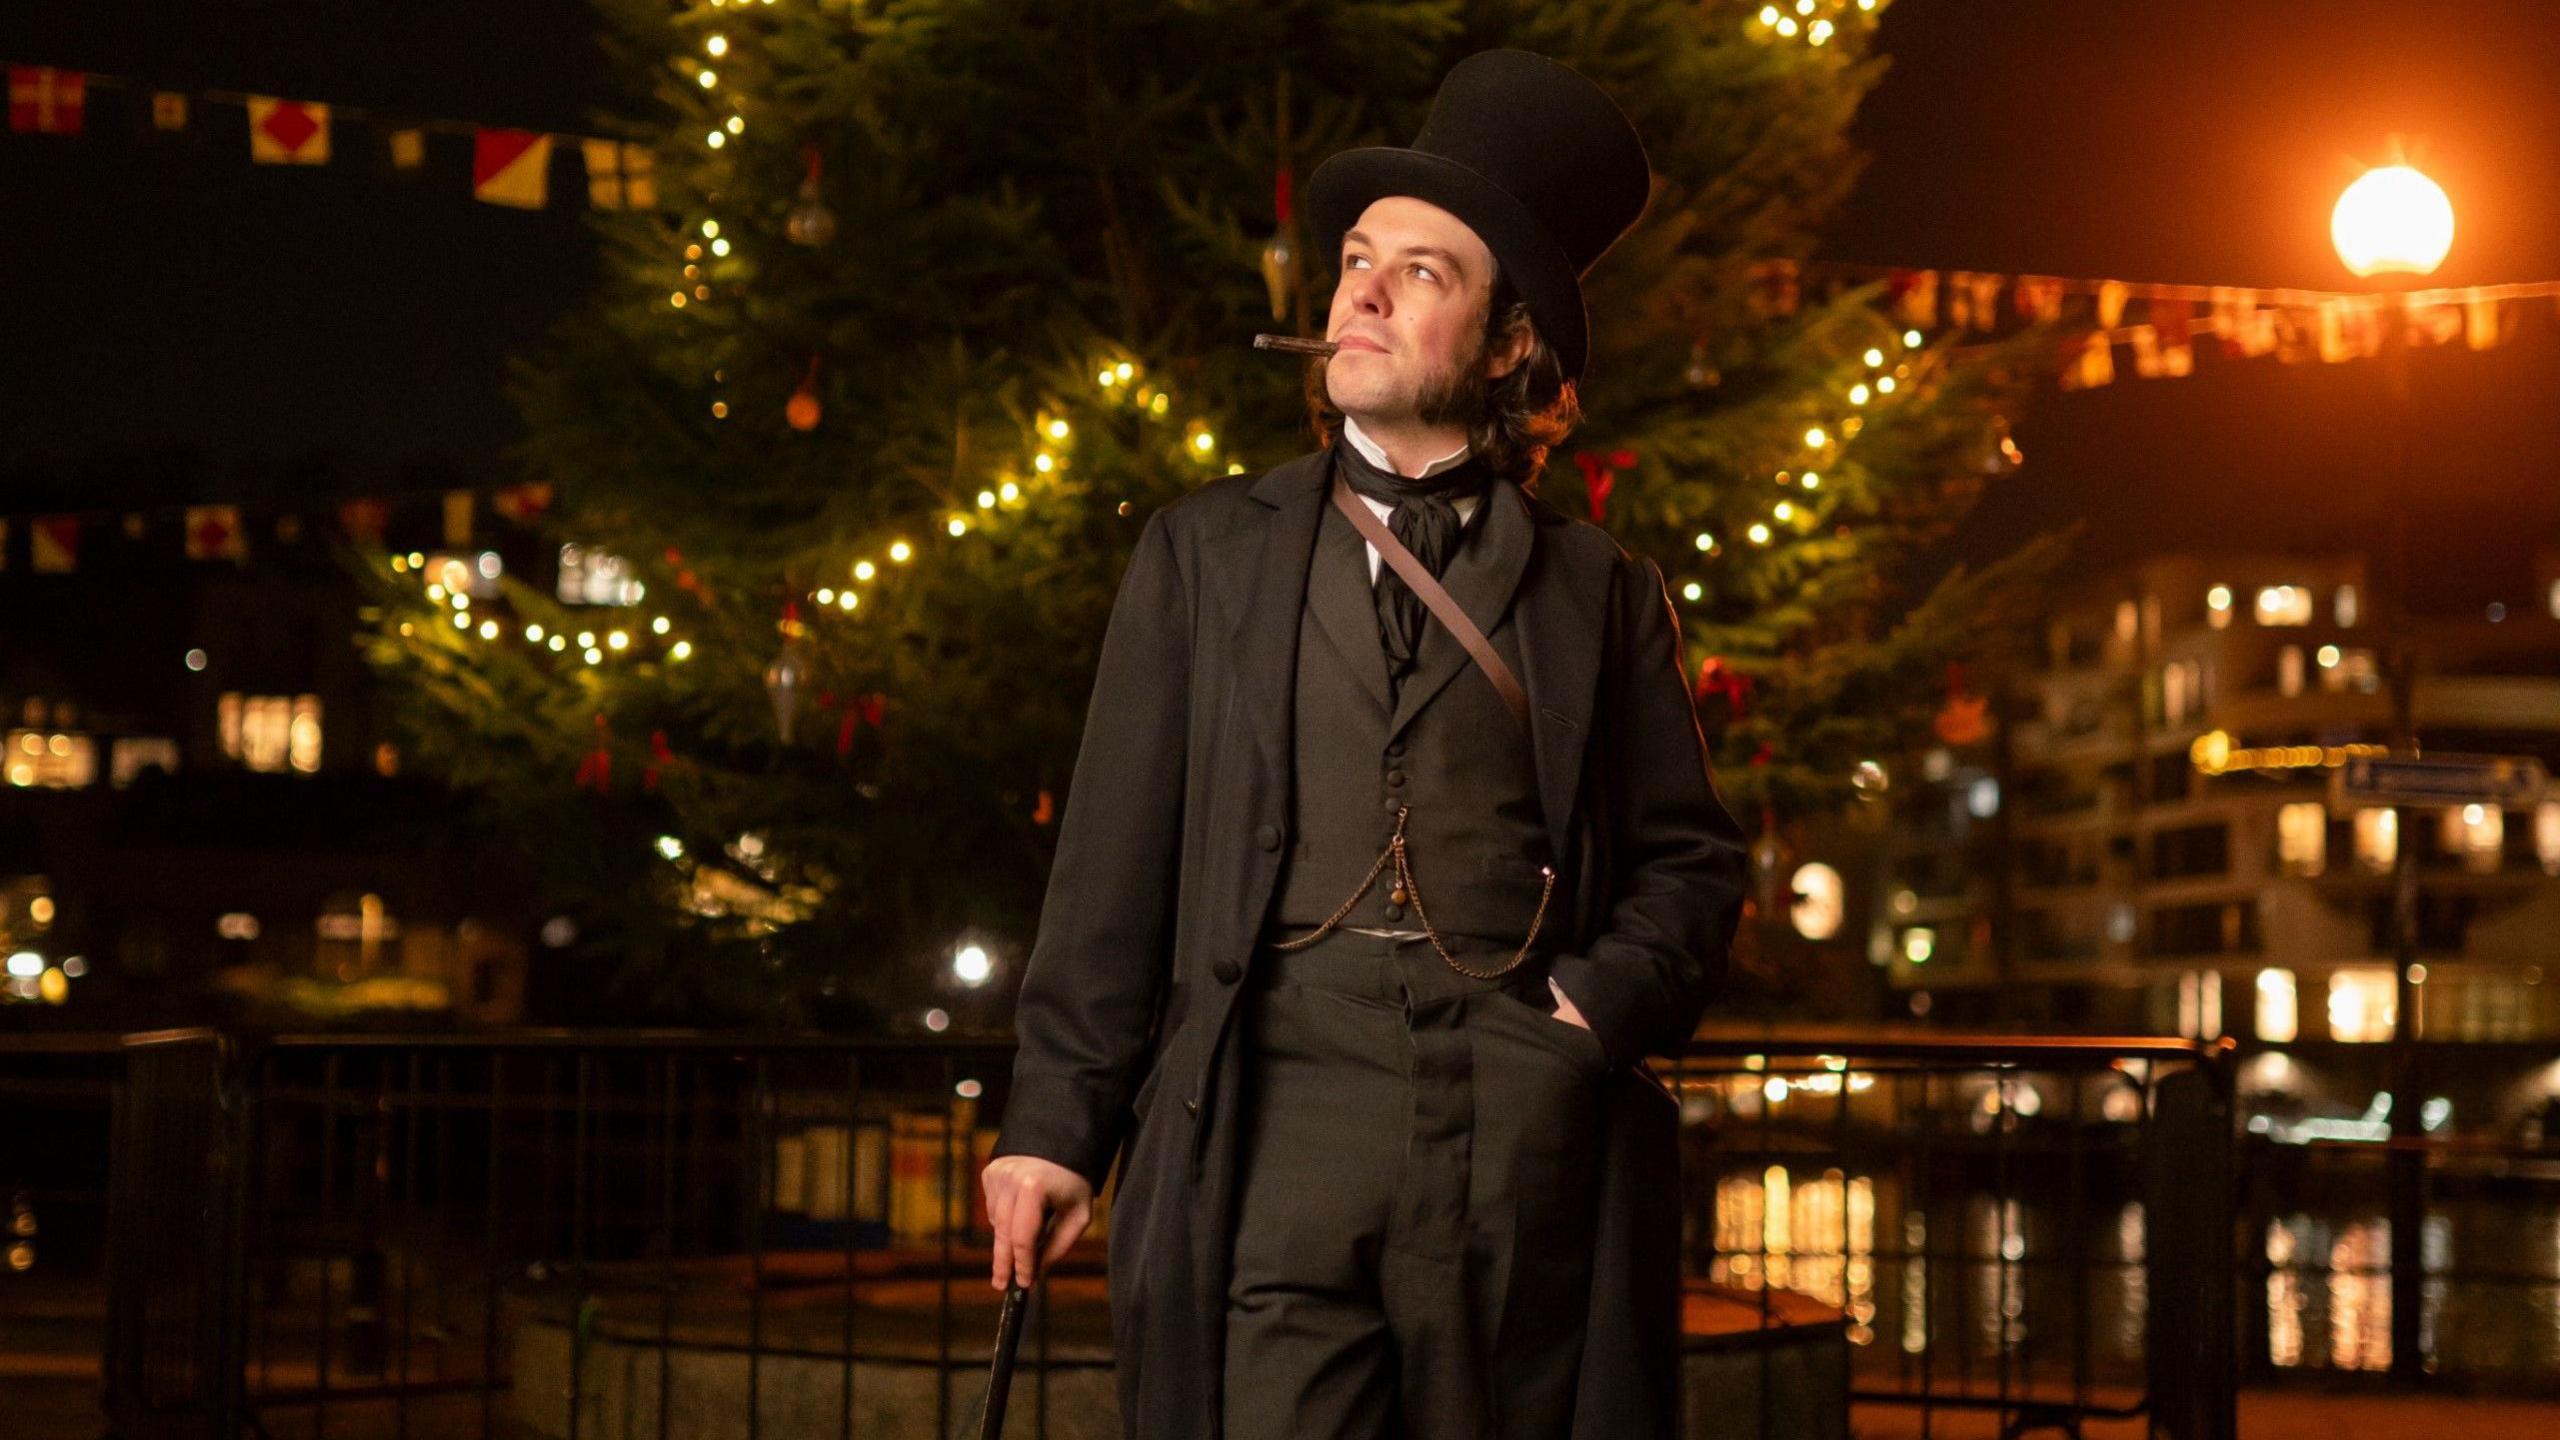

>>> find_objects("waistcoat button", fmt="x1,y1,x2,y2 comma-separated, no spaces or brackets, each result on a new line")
1254,823,1282,851
1385,769,1406,786
1382,903,1404,921
1212,958,1242,984
1183,1097,1200,1116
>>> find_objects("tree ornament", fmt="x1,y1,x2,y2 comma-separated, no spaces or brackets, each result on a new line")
786,142,837,247
765,602,810,742
1695,655,1754,719
1570,447,1636,523
1684,338,1720,390
1260,164,1298,321
1933,660,1992,746
574,714,613,792
787,356,822,431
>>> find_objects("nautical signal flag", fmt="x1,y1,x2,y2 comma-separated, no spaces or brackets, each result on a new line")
247,96,330,164
8,66,85,135
388,127,425,171
472,128,551,209
152,91,189,131
581,138,658,211
30,517,79,574
185,505,247,561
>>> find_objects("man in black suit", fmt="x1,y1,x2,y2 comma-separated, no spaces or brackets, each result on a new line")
984,49,1749,1440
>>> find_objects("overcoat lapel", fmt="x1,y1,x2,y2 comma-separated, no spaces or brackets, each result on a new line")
1306,503,1395,717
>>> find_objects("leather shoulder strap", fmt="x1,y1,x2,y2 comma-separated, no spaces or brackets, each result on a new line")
1330,473,1531,736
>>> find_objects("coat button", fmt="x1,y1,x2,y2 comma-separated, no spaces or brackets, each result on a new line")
1255,823,1282,851
1183,1097,1200,1117
1385,739,1406,758
1212,958,1242,984
1385,769,1406,786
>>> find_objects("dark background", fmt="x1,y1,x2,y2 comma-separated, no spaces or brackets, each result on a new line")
7,0,2558,608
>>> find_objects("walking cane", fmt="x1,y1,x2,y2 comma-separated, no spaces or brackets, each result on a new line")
959,1213,1050,1437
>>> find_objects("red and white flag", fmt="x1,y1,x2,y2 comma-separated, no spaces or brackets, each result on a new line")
248,96,330,164
30,516,78,573
185,505,247,560
473,128,552,209
8,66,85,135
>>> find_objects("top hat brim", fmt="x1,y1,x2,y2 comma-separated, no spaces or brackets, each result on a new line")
1304,146,1593,384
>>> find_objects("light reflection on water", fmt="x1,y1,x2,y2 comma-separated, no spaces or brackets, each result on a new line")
1708,1167,2560,1383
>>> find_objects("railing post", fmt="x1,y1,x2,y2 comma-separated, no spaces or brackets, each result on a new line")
2142,1048,2237,1440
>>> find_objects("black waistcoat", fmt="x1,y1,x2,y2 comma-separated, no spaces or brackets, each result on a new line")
1269,461,1553,943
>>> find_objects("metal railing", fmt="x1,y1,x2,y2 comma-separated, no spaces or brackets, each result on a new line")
2,1027,2254,1439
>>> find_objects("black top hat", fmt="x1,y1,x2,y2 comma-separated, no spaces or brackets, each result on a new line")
1305,49,1653,385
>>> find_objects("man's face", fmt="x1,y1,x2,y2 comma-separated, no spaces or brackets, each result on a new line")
1323,196,1504,428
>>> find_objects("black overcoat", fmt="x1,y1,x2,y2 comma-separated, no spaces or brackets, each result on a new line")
990,447,1750,1438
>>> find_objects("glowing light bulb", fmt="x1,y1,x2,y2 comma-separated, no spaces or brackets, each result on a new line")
816,588,836,605
711,238,730,257
1193,432,1215,451
479,620,500,639
1774,501,1795,521
999,481,1020,502
2332,164,2455,278
1683,581,1704,601
1903,329,1922,347
1850,384,1871,405
706,34,727,56
651,616,670,635
889,541,913,563
671,641,694,660
1863,348,1884,367
977,489,996,509
1047,419,1070,440
1695,533,1714,551
698,71,718,89
706,131,725,149
948,517,968,536
1805,427,1828,448
854,560,877,581
1748,522,1772,544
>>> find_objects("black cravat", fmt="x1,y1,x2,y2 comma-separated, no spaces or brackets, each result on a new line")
1331,434,1494,700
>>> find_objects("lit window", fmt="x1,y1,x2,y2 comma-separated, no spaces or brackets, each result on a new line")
0,731,95,789
2277,802,2327,877
2254,585,2313,626
2549,578,2560,621
288,697,322,774
2353,807,2397,873
1902,927,1936,965
2178,971,2223,1039
109,738,180,787
2335,583,2359,627
558,544,646,606
2206,583,2233,629
2277,645,2304,697
2327,967,2397,1043
2539,801,2560,875
2256,969,2298,1043
221,694,321,774
2320,647,2379,693
2441,803,2503,875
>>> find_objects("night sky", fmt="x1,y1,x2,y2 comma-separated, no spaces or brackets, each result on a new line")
8,1,2559,611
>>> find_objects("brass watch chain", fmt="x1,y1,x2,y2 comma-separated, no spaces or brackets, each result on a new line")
1269,804,1556,979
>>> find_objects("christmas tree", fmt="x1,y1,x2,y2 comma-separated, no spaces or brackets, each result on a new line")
365,0,2058,1024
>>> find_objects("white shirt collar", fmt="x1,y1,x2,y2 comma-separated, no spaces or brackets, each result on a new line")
1342,414,1472,480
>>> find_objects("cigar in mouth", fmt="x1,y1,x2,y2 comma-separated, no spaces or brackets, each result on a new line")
1253,333,1340,357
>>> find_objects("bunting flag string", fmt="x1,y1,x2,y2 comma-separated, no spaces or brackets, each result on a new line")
0,482,557,575
1760,258,2560,391
4,61,656,211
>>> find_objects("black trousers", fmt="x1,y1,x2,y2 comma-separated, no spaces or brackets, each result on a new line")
1221,929,1612,1440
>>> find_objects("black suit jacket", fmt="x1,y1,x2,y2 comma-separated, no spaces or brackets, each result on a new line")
991,447,1749,1438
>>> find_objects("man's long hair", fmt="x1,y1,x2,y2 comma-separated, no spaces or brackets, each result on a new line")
1303,270,1582,496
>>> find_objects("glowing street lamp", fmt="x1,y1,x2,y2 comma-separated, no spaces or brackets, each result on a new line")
2333,155,2451,1384
2331,163,2453,279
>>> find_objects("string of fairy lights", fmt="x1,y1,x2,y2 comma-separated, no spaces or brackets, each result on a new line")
390,0,1910,670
